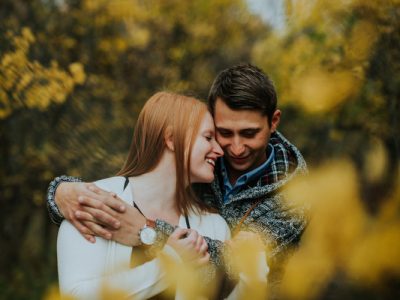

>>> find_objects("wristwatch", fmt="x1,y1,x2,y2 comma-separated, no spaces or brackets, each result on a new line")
139,219,157,246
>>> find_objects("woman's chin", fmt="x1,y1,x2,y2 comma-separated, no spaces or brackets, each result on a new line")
191,174,215,184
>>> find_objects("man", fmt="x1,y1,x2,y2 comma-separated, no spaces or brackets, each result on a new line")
47,63,307,267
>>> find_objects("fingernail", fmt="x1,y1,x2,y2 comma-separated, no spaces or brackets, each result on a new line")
106,233,112,239
75,211,81,217
88,186,95,191
120,205,125,211
78,196,84,202
115,221,120,228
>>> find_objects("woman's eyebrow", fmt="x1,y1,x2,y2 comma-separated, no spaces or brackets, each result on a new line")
203,129,215,135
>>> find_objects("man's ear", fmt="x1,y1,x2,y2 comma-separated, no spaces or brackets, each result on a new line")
270,109,281,133
165,127,174,151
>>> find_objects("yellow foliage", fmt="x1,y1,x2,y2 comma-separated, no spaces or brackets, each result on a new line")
345,20,379,62
225,233,265,278
281,162,347,298
0,28,85,119
222,232,269,299
190,22,217,40
42,285,73,300
364,138,388,183
83,0,104,11
347,180,400,284
69,63,86,84
287,0,352,29
99,284,130,300
379,179,400,221
22,27,35,43
255,0,399,112
347,220,400,284
0,89,11,119
292,69,360,112
280,160,400,299
126,25,150,49
280,245,335,300
106,0,147,21
159,252,207,299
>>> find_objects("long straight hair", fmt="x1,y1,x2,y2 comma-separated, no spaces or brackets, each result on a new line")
117,91,210,215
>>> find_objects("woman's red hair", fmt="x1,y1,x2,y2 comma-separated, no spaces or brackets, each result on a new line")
117,91,210,215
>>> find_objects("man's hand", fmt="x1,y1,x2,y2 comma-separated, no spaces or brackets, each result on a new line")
56,182,126,243
167,228,209,266
108,204,146,246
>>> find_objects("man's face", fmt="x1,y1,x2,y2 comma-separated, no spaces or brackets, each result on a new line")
214,98,280,177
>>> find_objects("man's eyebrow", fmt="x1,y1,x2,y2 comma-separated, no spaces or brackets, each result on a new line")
239,128,261,133
216,127,232,131
216,127,261,134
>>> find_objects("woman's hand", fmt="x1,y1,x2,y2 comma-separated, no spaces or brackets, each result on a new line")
167,228,209,266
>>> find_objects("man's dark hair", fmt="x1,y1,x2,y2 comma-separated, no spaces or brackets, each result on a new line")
208,63,277,125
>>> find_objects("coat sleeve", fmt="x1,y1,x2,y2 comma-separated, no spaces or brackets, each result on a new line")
245,193,308,256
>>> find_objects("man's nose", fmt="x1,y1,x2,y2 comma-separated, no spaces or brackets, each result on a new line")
230,137,245,157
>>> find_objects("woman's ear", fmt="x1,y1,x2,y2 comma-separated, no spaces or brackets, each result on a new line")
165,127,174,151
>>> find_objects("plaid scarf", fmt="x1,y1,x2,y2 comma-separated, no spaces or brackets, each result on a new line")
199,131,308,255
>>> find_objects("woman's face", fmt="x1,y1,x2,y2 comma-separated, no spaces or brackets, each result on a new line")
190,112,223,183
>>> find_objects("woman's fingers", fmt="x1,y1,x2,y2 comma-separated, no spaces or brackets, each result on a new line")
196,252,210,266
194,235,204,252
198,238,208,255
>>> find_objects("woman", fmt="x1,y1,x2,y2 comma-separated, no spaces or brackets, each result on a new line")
57,92,229,299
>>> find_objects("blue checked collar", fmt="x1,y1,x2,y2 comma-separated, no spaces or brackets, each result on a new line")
220,144,275,203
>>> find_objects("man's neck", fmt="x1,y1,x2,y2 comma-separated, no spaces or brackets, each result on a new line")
226,158,266,186
227,168,244,186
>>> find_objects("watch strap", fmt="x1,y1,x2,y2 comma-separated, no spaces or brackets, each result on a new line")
146,218,156,228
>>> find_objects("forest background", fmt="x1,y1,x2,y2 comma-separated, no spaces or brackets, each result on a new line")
0,0,399,299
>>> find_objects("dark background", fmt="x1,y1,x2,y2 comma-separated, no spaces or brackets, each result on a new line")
0,0,399,299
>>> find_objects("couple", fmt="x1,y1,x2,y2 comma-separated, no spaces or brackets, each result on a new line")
49,64,308,299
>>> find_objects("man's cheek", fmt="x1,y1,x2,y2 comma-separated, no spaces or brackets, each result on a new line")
216,137,229,148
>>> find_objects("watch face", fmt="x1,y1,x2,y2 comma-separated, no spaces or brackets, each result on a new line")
140,226,157,245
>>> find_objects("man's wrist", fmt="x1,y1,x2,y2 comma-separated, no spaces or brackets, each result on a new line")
203,236,225,267
141,219,176,254
46,175,82,225
155,219,175,236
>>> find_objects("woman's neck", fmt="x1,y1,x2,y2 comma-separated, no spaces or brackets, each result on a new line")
129,150,180,224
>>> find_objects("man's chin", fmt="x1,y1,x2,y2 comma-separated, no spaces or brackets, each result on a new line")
227,159,252,172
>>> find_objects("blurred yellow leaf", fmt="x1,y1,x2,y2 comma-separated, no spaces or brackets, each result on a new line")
69,62,86,84
293,69,360,112
364,139,388,182
281,161,367,299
